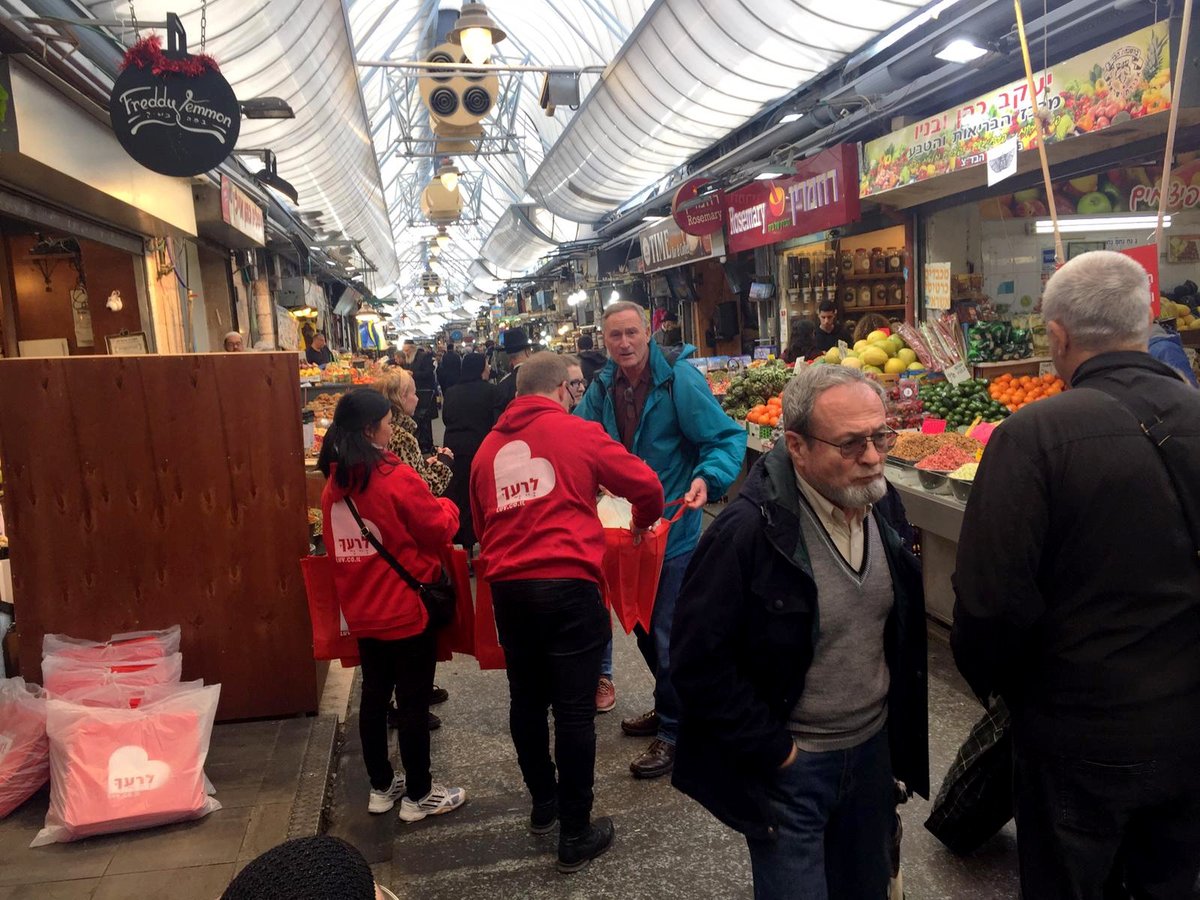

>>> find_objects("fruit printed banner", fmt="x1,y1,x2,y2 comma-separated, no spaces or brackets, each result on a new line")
860,24,1171,198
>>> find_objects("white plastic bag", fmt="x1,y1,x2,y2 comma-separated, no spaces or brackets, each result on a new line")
43,626,181,663
32,684,222,846
41,653,183,697
597,494,633,529
57,680,207,710
0,677,49,819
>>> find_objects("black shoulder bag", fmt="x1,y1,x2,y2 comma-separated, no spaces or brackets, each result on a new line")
342,496,457,629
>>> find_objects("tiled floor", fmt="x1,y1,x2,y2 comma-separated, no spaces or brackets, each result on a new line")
0,718,319,900
328,621,1021,899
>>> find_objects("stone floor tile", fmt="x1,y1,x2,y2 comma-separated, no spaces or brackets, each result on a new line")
103,809,251,876
237,802,292,862
91,863,235,900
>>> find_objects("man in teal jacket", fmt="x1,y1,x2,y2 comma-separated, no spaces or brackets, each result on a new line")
576,301,745,778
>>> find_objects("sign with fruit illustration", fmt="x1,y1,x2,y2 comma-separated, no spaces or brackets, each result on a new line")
860,24,1171,198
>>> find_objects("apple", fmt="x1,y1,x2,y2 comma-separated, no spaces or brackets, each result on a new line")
1013,188,1043,204
1064,175,1098,198
1077,191,1114,214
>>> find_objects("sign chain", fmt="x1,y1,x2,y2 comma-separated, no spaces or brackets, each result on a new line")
128,0,139,39
200,0,207,54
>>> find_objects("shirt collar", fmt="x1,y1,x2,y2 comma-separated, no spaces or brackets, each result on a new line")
794,469,869,528
616,364,651,390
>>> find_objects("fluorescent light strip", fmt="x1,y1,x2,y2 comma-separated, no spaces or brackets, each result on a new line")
1034,215,1172,234
755,172,785,180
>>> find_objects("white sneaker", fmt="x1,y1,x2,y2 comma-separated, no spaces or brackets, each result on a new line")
368,773,406,814
397,783,467,823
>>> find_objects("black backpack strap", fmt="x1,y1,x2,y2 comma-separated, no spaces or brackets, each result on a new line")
343,496,425,591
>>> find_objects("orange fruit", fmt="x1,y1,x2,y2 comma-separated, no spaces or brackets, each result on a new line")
769,416,779,427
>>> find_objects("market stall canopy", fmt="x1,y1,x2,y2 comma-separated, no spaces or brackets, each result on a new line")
480,204,590,275
525,0,927,224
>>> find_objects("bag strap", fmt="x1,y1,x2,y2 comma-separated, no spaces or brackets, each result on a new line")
343,496,425,591
1081,387,1200,562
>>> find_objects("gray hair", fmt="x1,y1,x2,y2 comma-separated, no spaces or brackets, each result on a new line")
1041,250,1151,350
601,300,649,328
782,365,886,435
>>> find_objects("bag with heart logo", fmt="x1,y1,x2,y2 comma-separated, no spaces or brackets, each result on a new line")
0,677,49,819
344,497,457,630
40,653,184,697
42,626,181,663
602,500,687,634
31,683,221,846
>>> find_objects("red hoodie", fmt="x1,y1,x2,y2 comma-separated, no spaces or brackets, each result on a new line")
322,455,459,640
471,395,664,584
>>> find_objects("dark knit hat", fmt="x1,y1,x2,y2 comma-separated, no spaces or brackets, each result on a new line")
221,836,376,900
332,388,392,433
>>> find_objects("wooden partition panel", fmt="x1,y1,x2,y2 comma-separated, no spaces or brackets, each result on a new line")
0,352,315,720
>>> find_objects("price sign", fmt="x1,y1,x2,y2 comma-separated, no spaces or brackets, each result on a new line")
1038,361,1058,377
945,361,971,385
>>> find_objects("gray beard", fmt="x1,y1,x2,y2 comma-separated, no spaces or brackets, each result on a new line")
811,473,888,511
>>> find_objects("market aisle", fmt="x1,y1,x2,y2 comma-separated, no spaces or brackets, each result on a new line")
327,621,1019,899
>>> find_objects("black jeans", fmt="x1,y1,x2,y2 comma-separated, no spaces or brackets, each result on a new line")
1014,739,1200,899
358,630,436,800
492,579,610,835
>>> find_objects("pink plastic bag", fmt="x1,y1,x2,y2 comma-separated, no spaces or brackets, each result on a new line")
0,678,50,819
42,626,181,663
41,653,183,697
57,680,207,710
32,684,222,846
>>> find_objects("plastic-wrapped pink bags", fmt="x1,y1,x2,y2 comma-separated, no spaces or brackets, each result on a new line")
31,683,221,846
42,626,181,663
0,678,49,819
40,653,184,697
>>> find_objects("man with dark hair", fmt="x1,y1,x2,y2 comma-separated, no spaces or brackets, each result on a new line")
953,250,1200,898
576,334,608,387
671,364,927,898
472,351,664,873
813,301,851,355
438,341,463,392
306,332,334,366
653,311,682,348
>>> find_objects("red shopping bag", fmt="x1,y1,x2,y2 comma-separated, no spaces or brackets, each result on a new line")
32,685,221,845
602,501,685,634
472,560,506,670
301,555,359,662
437,546,476,662
0,678,49,819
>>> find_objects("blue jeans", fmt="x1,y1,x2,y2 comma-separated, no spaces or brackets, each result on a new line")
600,552,691,746
747,727,893,900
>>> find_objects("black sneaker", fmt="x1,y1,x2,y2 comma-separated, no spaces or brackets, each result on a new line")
428,711,441,731
430,685,449,705
530,798,558,835
557,817,614,874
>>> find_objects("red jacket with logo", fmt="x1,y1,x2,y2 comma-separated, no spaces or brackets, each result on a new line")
470,395,664,584
322,456,459,640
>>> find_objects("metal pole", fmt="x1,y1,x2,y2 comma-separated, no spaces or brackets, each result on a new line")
1156,0,1193,253
356,59,605,75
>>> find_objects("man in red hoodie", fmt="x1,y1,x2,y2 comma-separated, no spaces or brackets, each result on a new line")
471,352,664,874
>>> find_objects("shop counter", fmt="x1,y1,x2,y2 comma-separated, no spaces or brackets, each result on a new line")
885,464,966,626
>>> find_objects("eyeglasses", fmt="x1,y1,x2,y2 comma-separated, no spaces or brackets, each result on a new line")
800,427,898,460
568,378,587,392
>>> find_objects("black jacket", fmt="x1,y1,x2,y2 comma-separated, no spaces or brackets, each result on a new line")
442,377,499,548
952,351,1200,759
578,349,608,387
437,351,462,392
671,443,929,840
493,367,519,417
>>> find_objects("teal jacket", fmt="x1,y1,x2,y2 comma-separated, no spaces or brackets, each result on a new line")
575,342,747,559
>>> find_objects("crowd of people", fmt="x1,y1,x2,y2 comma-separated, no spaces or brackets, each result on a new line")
310,251,1200,898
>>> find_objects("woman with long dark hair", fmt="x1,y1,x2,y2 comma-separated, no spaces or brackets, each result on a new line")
441,352,499,553
317,389,466,823
784,319,820,364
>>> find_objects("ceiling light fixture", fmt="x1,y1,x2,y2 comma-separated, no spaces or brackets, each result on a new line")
755,171,785,181
355,303,381,323
447,2,507,66
435,228,452,249
242,149,299,204
935,38,989,64
437,159,461,192
239,97,295,120
608,290,620,305
779,112,804,124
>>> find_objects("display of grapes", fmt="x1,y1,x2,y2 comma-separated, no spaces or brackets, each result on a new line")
721,361,792,422
918,379,1009,427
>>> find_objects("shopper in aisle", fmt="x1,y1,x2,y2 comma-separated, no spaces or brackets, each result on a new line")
852,313,893,345
813,301,852,355
222,835,379,900
306,332,334,367
670,364,928,899
575,334,608,387
565,358,587,411
575,301,745,778
653,310,682,348
441,352,499,554
317,389,467,824
471,352,664,873
410,346,439,455
952,250,1200,900
1148,321,1199,387
493,327,534,415
783,319,819,364
223,331,244,352
437,341,463,393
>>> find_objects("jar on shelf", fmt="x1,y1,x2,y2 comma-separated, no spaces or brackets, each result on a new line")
873,283,889,307
840,250,855,275
891,283,905,305
870,247,886,273
887,247,903,273
854,248,871,274
858,284,874,307
842,286,858,308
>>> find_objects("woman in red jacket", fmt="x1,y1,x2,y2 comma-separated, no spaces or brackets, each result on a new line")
318,389,466,823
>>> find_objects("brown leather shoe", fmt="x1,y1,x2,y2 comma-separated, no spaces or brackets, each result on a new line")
620,709,659,737
630,739,674,779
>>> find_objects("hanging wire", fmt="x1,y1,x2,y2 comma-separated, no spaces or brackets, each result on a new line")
200,0,207,54
127,0,139,39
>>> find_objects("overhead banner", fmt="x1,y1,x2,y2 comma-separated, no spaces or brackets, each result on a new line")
638,218,720,273
723,144,861,254
220,176,265,246
860,23,1172,198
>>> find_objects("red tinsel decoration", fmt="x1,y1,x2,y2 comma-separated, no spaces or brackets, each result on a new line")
120,34,220,77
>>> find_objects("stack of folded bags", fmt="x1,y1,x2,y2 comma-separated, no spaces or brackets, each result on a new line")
0,626,222,846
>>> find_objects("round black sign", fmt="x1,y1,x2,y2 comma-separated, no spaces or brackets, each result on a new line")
109,59,241,178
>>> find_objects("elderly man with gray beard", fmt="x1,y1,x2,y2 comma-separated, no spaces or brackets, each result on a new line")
670,365,928,900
